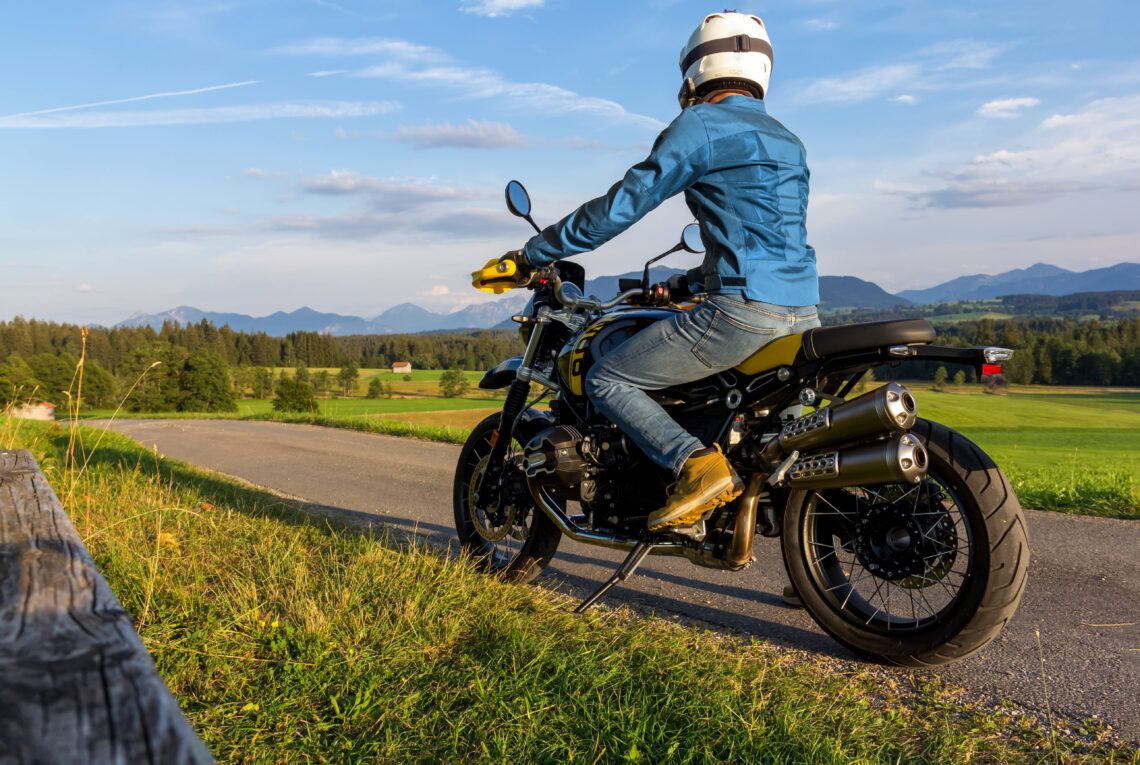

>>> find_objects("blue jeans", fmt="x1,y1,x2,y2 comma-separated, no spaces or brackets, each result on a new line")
585,295,821,476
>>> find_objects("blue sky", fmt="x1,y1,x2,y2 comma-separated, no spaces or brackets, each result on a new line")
2,0,1138,324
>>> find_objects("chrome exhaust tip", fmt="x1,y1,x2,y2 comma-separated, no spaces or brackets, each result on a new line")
786,433,928,489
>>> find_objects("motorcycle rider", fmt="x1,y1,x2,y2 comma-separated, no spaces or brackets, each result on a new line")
503,11,821,533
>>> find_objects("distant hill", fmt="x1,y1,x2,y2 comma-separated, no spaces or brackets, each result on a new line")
584,270,909,311
119,271,912,336
119,297,528,337
820,276,911,310
898,263,1140,304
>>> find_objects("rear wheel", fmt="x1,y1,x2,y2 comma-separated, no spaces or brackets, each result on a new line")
453,413,562,583
781,419,1029,666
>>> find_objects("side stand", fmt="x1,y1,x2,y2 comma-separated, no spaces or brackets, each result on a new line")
574,540,654,614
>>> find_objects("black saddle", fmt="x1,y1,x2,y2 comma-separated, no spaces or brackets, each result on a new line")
801,319,935,360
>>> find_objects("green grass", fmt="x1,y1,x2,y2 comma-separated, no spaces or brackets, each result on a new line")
75,382,1138,518
926,312,1016,324
909,385,1139,519
7,420,1133,764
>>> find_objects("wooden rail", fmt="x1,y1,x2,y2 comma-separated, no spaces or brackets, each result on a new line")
0,450,213,764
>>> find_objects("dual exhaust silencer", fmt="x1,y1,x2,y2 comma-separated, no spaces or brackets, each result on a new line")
766,382,928,488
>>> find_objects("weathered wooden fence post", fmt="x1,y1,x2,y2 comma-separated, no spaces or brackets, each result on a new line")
0,450,213,764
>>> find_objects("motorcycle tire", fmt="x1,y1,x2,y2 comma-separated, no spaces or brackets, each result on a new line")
453,412,562,583
781,418,1029,667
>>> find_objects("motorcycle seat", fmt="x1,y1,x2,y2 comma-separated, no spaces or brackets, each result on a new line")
801,319,935,361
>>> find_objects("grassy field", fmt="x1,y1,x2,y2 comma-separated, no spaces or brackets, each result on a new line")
76,375,1138,518
903,383,1138,518
5,419,1132,764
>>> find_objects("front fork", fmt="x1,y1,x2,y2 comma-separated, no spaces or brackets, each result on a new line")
478,316,551,504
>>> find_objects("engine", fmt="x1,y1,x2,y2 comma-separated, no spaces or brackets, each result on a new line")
521,424,637,508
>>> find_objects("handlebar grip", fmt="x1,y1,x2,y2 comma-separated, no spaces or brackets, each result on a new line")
618,278,643,292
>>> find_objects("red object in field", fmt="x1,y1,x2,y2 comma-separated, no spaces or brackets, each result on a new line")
982,364,1002,376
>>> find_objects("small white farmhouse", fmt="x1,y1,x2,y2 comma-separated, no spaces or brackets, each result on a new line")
8,400,57,421
391,361,412,374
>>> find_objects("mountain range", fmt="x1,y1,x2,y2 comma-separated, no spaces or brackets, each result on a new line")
118,261,1138,336
897,263,1140,304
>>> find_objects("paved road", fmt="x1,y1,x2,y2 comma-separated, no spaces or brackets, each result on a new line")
101,419,1139,740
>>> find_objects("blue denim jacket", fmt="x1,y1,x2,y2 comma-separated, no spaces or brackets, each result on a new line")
523,96,819,307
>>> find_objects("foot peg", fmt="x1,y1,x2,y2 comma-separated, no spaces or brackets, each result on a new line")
574,540,654,614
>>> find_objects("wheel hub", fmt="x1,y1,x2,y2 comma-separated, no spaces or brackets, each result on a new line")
468,455,521,542
852,495,957,584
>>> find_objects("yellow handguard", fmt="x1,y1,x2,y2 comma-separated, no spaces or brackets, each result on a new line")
471,257,521,294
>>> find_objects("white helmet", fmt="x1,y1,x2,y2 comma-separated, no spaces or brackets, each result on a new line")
678,11,773,107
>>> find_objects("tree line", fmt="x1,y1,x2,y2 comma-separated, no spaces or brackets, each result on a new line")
2,315,1138,412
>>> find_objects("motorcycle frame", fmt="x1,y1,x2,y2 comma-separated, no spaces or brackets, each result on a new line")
483,276,1000,561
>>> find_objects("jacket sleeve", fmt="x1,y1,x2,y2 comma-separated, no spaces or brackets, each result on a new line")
523,110,711,267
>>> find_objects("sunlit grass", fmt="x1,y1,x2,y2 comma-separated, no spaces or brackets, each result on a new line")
5,421,1131,764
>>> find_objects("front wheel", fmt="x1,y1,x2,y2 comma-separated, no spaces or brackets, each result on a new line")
453,412,562,583
781,419,1029,666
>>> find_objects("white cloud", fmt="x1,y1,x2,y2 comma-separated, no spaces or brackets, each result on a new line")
977,97,1040,119
804,18,838,31
275,35,666,129
78,283,94,293
1,80,259,120
394,120,525,149
269,37,439,60
356,61,666,129
896,95,1140,208
461,0,544,17
798,64,921,105
298,170,475,210
0,101,401,129
243,167,288,179
796,41,1008,106
892,94,918,105
428,285,451,297
307,69,347,77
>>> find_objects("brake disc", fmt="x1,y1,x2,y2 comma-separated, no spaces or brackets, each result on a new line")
467,455,519,542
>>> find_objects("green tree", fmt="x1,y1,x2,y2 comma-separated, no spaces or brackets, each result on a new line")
0,354,41,405
178,350,238,413
294,363,311,384
439,369,470,398
952,369,966,386
251,367,274,399
338,363,360,397
366,378,383,399
933,366,949,390
313,370,331,398
272,377,318,413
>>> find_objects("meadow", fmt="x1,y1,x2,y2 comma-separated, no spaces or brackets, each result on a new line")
3,420,1130,764
81,369,1138,519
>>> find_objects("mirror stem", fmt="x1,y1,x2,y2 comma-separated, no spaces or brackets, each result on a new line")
523,215,541,235
642,244,683,289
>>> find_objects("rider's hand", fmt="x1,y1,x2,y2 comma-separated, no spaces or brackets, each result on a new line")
500,249,534,283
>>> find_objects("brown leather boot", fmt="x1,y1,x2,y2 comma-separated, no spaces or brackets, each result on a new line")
648,445,744,531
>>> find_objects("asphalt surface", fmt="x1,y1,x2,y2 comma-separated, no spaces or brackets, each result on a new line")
100,419,1139,740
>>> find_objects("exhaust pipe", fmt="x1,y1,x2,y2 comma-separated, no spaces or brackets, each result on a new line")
765,382,917,461
786,433,928,489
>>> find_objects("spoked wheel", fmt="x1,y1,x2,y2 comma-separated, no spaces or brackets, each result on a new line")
782,420,1029,666
453,413,562,583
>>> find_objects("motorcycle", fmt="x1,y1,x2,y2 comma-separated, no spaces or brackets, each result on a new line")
453,181,1029,666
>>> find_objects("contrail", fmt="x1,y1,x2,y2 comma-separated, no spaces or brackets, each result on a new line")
1,80,261,119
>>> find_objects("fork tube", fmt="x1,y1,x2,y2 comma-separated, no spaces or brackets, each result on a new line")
490,320,547,462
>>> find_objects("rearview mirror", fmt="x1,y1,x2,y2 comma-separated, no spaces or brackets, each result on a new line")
505,180,532,218
681,223,704,254
504,180,541,234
